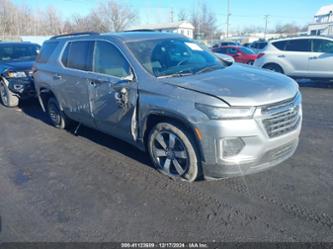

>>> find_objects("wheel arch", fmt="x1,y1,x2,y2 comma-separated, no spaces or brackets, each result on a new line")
38,87,62,112
141,111,205,162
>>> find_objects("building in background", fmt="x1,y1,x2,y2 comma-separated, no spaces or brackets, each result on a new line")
308,4,333,36
128,21,194,38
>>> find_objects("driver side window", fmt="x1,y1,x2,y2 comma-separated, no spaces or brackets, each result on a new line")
93,41,131,78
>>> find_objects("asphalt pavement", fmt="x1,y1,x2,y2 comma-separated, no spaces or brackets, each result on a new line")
0,81,332,242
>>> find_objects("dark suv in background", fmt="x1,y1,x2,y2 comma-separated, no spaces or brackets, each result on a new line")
0,42,40,107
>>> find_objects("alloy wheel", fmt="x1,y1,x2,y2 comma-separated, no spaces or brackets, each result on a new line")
48,102,61,126
152,131,189,177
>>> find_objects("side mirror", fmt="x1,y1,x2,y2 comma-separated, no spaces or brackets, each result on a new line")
214,53,235,65
121,68,135,82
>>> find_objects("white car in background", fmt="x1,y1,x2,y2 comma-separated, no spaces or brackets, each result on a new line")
254,36,333,80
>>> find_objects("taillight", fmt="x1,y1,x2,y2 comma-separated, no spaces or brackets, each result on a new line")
257,53,265,59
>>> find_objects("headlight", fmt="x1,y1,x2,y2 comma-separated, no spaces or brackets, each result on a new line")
195,103,256,120
6,71,27,78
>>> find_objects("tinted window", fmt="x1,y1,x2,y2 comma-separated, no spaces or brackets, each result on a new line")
226,48,238,54
285,39,311,52
66,41,94,71
36,42,57,63
257,42,267,49
251,43,257,49
1,44,40,62
240,47,255,54
313,39,333,53
215,47,227,53
272,41,288,50
93,41,130,78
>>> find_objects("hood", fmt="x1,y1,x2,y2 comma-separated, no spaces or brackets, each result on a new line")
161,64,299,106
0,60,34,73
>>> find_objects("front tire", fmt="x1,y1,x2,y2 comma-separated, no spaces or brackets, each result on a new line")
0,80,19,107
147,122,200,182
47,97,68,129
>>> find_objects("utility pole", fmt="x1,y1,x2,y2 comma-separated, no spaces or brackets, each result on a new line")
264,15,270,39
226,0,231,39
170,8,174,22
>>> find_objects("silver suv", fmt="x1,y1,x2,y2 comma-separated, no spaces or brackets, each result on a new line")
34,32,302,182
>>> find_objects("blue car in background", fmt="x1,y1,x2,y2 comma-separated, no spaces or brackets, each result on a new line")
0,42,40,107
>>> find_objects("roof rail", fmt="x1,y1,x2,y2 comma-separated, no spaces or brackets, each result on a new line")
50,32,100,40
125,29,157,32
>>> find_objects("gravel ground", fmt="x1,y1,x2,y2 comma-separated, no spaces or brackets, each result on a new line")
0,82,332,242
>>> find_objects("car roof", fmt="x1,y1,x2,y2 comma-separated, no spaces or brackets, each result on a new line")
269,36,333,43
48,31,186,43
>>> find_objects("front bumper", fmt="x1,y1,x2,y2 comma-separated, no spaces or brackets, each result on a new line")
197,96,302,179
7,77,36,99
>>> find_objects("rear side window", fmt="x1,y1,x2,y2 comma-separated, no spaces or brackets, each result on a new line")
36,42,58,63
93,41,130,78
63,41,94,71
285,39,311,52
272,41,288,50
313,39,333,53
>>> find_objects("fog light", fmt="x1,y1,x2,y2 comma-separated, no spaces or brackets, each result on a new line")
222,137,245,158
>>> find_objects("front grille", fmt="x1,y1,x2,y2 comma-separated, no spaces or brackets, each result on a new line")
262,95,301,138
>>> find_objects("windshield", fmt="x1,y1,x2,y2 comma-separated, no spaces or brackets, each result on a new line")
127,38,224,78
240,47,256,55
0,44,40,62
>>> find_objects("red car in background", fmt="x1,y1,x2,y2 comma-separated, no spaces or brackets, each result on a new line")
212,46,257,65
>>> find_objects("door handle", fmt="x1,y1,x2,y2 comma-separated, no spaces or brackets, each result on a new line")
53,74,62,80
309,56,318,60
278,55,286,58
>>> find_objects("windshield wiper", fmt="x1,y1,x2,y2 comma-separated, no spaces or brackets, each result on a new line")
157,70,194,79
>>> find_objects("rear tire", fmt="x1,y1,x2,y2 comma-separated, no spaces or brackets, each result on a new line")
47,97,69,129
263,63,284,74
0,80,19,107
147,122,200,182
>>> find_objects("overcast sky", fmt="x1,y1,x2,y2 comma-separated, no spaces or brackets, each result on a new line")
13,0,333,31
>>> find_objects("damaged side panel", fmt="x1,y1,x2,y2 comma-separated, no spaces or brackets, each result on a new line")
88,73,139,143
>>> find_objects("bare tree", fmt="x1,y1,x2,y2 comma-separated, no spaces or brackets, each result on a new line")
191,3,217,39
94,0,136,32
0,0,17,38
178,9,187,21
274,23,301,34
40,6,63,35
